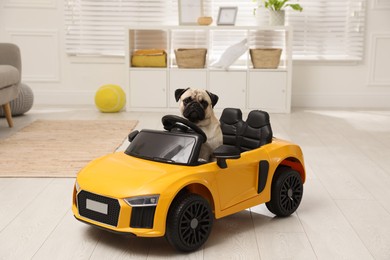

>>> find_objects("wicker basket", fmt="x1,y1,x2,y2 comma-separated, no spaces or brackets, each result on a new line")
175,48,207,68
131,49,167,68
250,48,282,69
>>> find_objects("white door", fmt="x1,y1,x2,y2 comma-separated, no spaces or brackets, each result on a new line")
209,71,246,109
129,70,167,108
248,71,287,112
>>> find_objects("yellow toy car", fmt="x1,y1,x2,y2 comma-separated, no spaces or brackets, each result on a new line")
72,108,305,252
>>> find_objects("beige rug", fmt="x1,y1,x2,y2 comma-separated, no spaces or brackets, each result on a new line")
0,120,138,177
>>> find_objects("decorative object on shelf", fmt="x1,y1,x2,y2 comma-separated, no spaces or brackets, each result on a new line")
217,6,238,26
131,49,167,68
250,48,282,69
175,48,207,68
269,10,285,25
257,0,303,26
253,6,269,26
210,39,248,70
95,84,126,113
178,0,203,25
198,16,213,26
0,83,33,117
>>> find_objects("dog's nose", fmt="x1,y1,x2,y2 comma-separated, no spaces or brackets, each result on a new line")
190,111,198,118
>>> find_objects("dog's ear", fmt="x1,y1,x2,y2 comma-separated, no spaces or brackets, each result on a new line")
175,88,190,102
206,91,219,108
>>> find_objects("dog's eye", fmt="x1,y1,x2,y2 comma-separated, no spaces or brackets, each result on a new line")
183,97,192,104
201,100,208,109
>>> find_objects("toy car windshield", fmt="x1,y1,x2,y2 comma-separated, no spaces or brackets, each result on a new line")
125,130,202,165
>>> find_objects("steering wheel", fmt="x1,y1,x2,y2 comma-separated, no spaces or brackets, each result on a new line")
162,115,207,143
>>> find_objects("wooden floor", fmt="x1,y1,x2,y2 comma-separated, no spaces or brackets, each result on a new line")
1,106,390,259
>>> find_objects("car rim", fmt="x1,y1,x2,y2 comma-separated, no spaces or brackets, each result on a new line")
280,174,302,213
179,200,212,247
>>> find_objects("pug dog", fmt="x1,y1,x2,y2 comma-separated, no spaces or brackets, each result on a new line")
175,88,223,162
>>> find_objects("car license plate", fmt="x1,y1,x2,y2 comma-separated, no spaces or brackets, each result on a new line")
86,199,108,215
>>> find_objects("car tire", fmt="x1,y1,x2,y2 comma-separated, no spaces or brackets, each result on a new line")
266,167,303,217
166,193,213,252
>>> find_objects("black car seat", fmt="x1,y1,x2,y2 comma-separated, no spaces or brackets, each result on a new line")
239,110,273,152
219,108,245,148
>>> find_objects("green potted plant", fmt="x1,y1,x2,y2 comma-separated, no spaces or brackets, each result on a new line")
253,0,303,26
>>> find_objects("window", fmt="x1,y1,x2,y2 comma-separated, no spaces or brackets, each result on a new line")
64,0,176,56
289,1,366,61
64,0,366,61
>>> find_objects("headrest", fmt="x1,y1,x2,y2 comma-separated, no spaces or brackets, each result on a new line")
246,110,270,128
220,108,243,124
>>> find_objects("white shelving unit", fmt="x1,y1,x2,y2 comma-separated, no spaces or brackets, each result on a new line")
125,25,292,113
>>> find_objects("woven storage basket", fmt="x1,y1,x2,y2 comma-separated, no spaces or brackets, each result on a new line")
250,48,282,69
175,48,207,68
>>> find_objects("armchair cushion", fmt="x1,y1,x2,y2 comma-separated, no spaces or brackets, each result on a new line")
0,43,22,71
0,65,20,88
0,43,22,127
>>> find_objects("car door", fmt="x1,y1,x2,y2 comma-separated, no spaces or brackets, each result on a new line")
215,149,269,210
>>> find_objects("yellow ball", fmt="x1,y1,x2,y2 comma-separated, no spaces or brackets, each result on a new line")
95,84,126,113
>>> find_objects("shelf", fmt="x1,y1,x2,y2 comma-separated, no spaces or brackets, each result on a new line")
129,67,288,72
125,25,292,113
127,25,292,31
248,68,287,72
129,67,168,71
169,67,207,71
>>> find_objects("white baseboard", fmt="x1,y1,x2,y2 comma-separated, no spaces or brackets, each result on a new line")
292,93,390,108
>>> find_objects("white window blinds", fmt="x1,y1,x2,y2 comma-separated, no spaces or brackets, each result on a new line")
288,0,366,61
64,0,366,61
64,0,176,56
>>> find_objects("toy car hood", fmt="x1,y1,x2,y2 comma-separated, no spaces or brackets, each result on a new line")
76,152,191,198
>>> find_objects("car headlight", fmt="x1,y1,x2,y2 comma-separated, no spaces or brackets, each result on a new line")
75,181,80,192
124,195,159,207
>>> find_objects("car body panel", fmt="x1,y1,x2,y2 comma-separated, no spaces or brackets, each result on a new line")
72,137,305,237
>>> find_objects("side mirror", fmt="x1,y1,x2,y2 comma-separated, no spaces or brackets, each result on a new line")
128,130,139,142
213,145,241,169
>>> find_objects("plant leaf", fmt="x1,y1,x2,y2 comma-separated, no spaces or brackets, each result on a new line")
264,0,303,12
286,3,303,12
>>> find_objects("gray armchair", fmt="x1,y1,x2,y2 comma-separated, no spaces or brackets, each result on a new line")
0,43,21,127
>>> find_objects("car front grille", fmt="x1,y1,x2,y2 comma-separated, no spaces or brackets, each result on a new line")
77,190,120,227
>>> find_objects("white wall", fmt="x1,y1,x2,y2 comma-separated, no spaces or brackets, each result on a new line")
1,0,389,109
292,1,390,108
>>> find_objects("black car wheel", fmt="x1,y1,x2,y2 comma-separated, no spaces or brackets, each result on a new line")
166,193,213,252
266,167,303,217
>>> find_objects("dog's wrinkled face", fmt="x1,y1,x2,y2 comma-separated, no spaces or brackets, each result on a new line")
175,88,218,124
